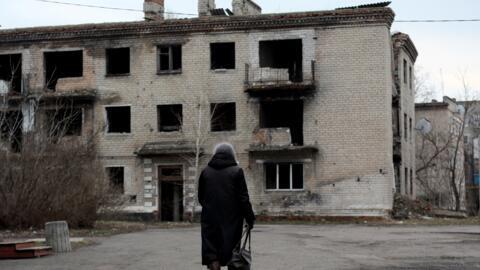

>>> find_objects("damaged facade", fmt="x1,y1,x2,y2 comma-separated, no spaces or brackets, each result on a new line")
0,0,417,220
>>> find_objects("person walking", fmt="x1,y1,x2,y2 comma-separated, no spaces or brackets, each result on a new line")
198,142,255,270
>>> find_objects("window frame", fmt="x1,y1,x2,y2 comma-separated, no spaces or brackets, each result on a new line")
157,44,182,74
265,163,304,191
104,105,132,134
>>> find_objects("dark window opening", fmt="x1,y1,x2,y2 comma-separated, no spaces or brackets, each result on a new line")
0,54,22,93
210,42,235,69
409,66,413,90
130,195,137,203
410,169,413,195
403,59,408,84
44,50,83,90
0,111,23,153
409,117,413,141
106,47,130,75
404,167,408,195
265,163,303,190
394,165,401,193
404,113,408,141
106,106,131,133
46,108,83,137
158,104,182,132
106,167,125,194
260,100,303,145
211,103,236,132
158,45,182,72
259,39,303,82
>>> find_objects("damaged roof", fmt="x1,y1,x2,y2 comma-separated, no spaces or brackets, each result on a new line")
0,7,395,44
336,2,392,10
392,32,419,62
136,141,203,156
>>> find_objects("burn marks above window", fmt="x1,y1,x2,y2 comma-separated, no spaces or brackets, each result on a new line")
158,45,182,73
0,54,22,94
158,104,182,132
106,106,131,134
44,50,83,90
211,42,235,70
106,47,130,76
211,103,236,132
265,163,303,191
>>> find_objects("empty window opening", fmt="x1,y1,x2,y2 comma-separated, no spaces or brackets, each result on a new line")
158,104,182,132
46,108,83,137
106,106,131,133
265,163,303,190
409,66,413,90
259,39,303,82
158,45,182,72
106,167,125,194
404,167,408,195
211,42,235,70
44,50,83,90
404,113,408,141
409,117,413,141
260,100,303,146
403,59,408,84
410,169,413,195
211,103,236,132
106,47,130,75
0,111,23,152
0,54,22,93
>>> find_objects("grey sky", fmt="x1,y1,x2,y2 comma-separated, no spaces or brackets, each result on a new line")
1,0,479,100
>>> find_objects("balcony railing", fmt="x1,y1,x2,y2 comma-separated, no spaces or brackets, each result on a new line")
244,60,316,96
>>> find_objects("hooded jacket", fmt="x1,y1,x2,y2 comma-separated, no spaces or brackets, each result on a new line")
198,143,255,266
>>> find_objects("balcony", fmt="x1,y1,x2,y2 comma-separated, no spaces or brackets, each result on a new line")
244,60,316,97
247,128,318,154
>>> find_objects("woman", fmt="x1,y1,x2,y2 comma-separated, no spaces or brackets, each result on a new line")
198,143,255,270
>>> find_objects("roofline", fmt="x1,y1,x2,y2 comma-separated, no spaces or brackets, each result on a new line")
415,102,449,109
0,8,394,44
392,32,418,62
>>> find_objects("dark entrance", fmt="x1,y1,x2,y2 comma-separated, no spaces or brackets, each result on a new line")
158,166,184,222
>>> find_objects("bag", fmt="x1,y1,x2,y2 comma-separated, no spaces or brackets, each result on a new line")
227,227,252,270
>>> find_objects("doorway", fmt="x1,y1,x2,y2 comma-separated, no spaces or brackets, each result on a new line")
158,166,184,222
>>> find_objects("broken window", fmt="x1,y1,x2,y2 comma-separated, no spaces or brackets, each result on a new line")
158,45,182,73
0,111,23,152
106,167,125,194
265,163,303,190
260,100,303,145
44,50,83,90
106,106,131,133
259,39,303,82
211,103,236,132
46,108,83,137
106,47,130,75
403,59,408,84
210,42,235,69
0,54,22,93
158,104,182,132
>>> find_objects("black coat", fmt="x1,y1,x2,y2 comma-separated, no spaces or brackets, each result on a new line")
198,153,255,266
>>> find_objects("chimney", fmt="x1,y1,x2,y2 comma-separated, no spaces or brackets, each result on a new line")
232,0,261,16
144,0,164,21
198,0,216,17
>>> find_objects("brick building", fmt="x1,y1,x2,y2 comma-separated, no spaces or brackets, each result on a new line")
0,0,417,220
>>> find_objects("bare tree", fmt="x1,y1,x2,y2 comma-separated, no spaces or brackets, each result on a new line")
414,67,437,103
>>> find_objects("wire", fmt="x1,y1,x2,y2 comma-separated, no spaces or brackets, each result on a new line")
33,0,197,16
396,19,480,23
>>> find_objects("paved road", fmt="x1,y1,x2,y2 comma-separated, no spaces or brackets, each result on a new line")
1,224,480,270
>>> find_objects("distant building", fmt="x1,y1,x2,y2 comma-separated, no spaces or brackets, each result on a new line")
415,97,466,210
0,0,417,219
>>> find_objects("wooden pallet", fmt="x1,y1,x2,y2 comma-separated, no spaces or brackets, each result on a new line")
0,241,52,259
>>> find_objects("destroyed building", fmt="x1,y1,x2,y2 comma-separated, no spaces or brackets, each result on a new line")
0,0,417,220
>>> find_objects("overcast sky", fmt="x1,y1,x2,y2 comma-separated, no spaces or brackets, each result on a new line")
1,0,479,100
